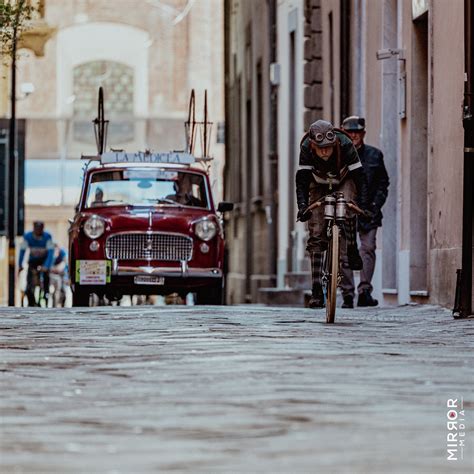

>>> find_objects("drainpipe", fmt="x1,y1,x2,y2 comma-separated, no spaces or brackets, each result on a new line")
268,0,278,283
223,0,230,303
340,0,351,120
453,0,473,318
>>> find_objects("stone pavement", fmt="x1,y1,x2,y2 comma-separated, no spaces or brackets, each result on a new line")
0,304,473,473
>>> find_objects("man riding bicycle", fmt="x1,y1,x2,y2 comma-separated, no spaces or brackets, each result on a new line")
296,120,369,309
18,221,54,307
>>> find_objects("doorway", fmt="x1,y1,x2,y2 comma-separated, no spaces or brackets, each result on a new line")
410,13,428,293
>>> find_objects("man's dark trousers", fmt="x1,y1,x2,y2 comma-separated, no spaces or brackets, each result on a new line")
340,228,377,296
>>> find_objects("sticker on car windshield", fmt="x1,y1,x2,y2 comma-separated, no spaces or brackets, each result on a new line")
124,170,178,180
76,260,111,285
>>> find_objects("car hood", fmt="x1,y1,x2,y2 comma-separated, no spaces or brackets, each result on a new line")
82,206,214,234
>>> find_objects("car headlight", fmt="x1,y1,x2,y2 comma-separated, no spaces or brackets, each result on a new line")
195,219,217,241
83,215,105,239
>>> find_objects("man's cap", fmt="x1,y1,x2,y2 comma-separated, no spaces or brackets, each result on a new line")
309,120,336,148
33,221,44,227
342,115,366,131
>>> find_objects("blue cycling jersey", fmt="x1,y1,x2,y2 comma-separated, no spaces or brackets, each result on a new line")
19,231,54,269
54,248,67,266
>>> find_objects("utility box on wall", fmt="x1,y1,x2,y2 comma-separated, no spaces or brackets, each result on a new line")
0,119,26,237
0,127,7,235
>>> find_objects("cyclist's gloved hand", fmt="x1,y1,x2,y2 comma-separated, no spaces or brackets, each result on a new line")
362,208,375,220
297,206,312,222
357,197,368,212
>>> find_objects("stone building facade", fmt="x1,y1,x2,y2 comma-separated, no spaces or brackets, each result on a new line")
224,0,279,303
224,0,472,309
0,0,55,305
1,0,224,305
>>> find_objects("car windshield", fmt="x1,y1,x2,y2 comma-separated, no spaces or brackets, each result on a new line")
85,169,209,209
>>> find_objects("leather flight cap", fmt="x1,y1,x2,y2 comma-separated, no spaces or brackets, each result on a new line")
309,120,336,148
342,115,366,131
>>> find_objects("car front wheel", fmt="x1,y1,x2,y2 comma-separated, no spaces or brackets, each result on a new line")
72,285,90,307
196,280,224,305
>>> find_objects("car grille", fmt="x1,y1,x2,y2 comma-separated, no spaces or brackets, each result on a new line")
106,233,193,261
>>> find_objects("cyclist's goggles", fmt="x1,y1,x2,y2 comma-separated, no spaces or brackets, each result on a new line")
310,130,335,145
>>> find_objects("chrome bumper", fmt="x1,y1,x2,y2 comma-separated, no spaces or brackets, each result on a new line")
112,262,222,279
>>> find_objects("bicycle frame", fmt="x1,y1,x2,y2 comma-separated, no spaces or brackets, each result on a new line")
304,192,367,323
26,266,50,308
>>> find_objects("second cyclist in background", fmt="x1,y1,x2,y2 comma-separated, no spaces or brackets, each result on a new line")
50,244,69,307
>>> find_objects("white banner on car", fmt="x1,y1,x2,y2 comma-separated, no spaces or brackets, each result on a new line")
101,151,195,165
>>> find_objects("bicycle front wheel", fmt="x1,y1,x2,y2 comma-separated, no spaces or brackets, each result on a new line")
326,224,340,324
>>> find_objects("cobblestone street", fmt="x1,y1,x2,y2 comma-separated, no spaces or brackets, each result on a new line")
1,304,473,473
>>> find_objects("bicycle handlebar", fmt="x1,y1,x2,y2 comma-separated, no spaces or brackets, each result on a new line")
346,201,367,216
300,197,372,219
305,196,326,212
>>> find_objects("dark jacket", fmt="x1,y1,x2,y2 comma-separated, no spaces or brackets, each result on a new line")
296,130,369,211
357,143,390,231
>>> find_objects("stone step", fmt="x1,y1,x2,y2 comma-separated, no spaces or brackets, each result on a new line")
284,271,311,290
257,287,305,306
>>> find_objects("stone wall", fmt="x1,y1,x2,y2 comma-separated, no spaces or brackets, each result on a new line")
12,0,225,259
303,0,323,130
224,0,276,303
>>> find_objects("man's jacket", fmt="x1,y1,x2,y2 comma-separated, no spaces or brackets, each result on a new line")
357,144,390,231
296,129,369,210
19,232,54,269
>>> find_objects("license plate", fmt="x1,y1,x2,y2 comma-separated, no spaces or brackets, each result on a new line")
76,260,111,285
134,276,165,285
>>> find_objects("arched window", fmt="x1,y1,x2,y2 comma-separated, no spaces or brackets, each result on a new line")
72,60,134,144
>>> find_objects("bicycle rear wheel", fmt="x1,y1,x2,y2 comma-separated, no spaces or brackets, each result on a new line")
326,224,340,323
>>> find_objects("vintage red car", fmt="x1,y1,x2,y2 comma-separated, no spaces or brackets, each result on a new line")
69,151,233,306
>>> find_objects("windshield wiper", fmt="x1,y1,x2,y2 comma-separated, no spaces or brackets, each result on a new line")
145,198,183,206
93,199,129,206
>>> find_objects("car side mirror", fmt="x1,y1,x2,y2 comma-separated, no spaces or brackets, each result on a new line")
217,201,234,212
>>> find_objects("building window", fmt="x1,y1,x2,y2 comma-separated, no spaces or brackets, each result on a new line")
25,159,84,206
73,60,134,145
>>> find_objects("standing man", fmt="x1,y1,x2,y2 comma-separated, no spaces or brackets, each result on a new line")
296,119,369,308
18,221,54,306
340,116,390,308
